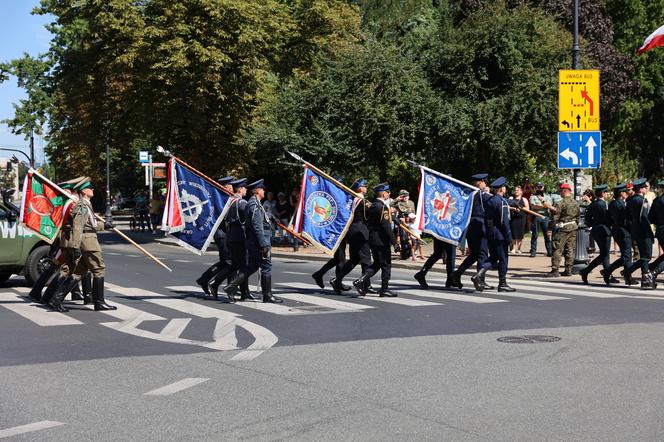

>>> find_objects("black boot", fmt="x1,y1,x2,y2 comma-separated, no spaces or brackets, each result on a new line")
329,277,350,294
311,270,325,289
196,264,219,295
579,267,590,285
82,274,93,304
93,277,117,311
261,274,282,303
41,274,63,305
29,264,56,302
223,273,246,303
640,273,656,291
471,268,488,292
365,282,378,294
209,268,232,300
624,271,638,286
498,277,516,292
70,282,84,301
240,279,260,301
379,280,397,297
352,273,370,297
450,271,463,289
599,269,619,286
48,276,79,312
414,269,429,289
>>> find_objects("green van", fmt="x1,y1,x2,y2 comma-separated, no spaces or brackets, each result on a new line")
0,189,50,285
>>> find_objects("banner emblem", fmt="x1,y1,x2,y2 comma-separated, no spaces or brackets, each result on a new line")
306,191,338,228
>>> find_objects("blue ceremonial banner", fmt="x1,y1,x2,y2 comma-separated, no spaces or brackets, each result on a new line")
414,166,478,246
164,160,232,255
293,166,355,254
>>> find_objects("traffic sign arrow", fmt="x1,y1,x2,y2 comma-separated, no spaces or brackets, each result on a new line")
585,135,597,165
581,90,594,116
560,147,579,165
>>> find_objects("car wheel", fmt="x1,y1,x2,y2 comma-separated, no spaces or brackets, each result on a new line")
24,245,51,286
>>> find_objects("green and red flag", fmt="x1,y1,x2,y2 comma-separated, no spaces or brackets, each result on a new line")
19,169,74,243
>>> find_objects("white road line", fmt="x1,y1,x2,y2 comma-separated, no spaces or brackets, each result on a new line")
144,378,209,396
398,289,507,304
173,259,193,263
165,285,206,295
276,292,374,311
160,318,192,339
283,271,310,276
388,280,567,301
0,421,65,438
359,294,440,306
489,283,626,299
108,283,277,354
0,292,84,326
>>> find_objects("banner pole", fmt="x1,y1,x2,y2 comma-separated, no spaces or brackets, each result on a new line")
287,151,363,199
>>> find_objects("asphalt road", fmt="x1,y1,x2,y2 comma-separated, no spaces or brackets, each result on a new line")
2,233,664,440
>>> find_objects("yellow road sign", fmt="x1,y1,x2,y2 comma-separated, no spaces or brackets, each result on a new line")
559,70,600,131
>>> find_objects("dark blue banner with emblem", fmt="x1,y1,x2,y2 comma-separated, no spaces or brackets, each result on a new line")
293,166,355,254
414,166,478,246
164,160,232,255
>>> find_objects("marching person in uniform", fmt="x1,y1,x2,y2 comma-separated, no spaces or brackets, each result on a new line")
547,183,579,277
48,177,117,312
223,179,282,303
624,177,657,290
196,176,234,295
471,177,515,292
352,183,397,297
648,179,664,282
605,183,635,285
209,178,258,301
413,237,458,290
333,178,375,295
579,184,612,284
452,173,491,290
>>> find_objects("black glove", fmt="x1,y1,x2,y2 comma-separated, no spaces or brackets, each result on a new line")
72,248,82,261
260,246,271,260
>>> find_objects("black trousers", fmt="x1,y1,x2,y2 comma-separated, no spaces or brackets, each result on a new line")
422,238,456,275
608,227,632,274
338,230,371,279
457,219,488,275
316,240,347,277
366,244,391,284
627,236,653,275
586,226,611,272
483,239,509,279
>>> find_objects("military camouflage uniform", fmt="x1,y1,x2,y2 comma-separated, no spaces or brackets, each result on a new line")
551,195,579,273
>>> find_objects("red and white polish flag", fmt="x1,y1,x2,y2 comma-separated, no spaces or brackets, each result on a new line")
638,24,664,55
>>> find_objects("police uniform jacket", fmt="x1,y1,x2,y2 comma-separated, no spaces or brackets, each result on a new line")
367,198,396,247
585,199,611,235
349,198,370,240
61,199,104,252
626,194,654,239
647,195,664,236
226,197,247,243
485,194,512,243
608,199,629,234
245,196,271,248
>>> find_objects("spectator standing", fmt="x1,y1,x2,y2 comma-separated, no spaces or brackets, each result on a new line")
529,182,553,257
149,191,164,234
263,191,276,218
392,189,416,258
508,186,529,253
134,191,151,232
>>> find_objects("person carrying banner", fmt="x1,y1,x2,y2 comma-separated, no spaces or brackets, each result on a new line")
49,177,117,312
471,177,516,292
604,183,633,285
451,173,492,290
332,178,377,295
624,178,657,290
224,179,282,303
414,238,457,289
210,178,258,301
352,183,397,297
579,184,612,284
196,176,234,295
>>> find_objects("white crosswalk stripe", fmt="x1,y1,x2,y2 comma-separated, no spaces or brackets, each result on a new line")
0,291,84,326
388,279,568,301
279,282,441,306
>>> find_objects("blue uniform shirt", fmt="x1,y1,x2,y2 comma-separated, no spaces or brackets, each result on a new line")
245,196,271,248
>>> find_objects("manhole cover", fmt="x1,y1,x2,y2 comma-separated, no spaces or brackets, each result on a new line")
289,306,336,313
497,335,561,344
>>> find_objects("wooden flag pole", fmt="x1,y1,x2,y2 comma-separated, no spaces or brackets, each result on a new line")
156,146,233,196
276,221,312,245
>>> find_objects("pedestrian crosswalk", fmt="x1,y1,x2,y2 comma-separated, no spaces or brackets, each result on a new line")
2,275,664,359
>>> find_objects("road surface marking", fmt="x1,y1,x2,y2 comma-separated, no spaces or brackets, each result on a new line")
144,378,209,396
398,288,507,304
388,280,567,301
274,293,374,312
160,318,192,339
283,271,310,276
0,421,65,438
278,282,439,306
107,283,277,357
496,283,626,299
0,292,84,326
173,259,193,263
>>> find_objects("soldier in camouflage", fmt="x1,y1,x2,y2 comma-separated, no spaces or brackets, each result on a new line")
547,183,579,277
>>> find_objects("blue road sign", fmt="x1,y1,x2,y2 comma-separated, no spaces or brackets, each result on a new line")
139,151,149,163
557,131,601,169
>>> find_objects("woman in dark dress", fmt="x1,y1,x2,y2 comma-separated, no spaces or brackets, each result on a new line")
508,186,529,253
